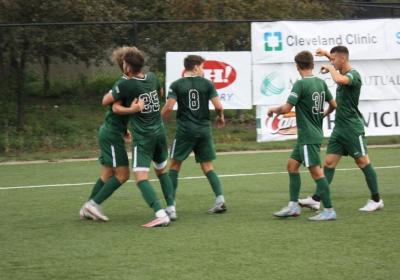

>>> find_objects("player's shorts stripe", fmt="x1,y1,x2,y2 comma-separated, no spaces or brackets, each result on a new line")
153,160,167,170
359,135,366,156
133,146,137,168
133,167,150,172
303,145,310,167
111,145,116,168
170,139,176,158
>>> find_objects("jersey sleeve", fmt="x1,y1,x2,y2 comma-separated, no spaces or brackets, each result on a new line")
208,80,218,100
287,80,301,106
167,81,177,100
346,70,361,87
324,83,333,102
112,81,126,101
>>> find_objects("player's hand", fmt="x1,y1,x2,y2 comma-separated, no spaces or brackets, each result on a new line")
124,130,132,143
130,98,145,112
215,116,225,128
315,48,326,57
267,109,273,118
320,64,332,74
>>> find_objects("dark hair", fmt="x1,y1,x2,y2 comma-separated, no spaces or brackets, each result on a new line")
184,55,205,70
294,50,314,70
330,45,349,56
123,48,145,73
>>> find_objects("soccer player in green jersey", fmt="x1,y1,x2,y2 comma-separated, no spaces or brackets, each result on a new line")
80,46,143,221
103,47,174,227
269,50,337,221
161,55,227,217
299,46,384,212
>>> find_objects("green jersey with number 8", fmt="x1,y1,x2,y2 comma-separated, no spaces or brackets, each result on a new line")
112,72,163,135
287,76,333,144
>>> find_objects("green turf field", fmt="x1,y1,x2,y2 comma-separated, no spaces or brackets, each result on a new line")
1,147,399,280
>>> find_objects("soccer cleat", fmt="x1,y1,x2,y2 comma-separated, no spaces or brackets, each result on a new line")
273,202,301,217
79,205,96,220
83,200,109,222
298,196,320,210
208,202,227,214
142,215,170,228
308,209,337,221
359,199,384,212
165,206,177,221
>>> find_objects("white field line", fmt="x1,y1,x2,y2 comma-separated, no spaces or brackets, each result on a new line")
1,165,399,191
1,144,399,166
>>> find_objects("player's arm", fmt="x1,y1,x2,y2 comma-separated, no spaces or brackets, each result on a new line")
324,99,337,118
267,103,293,117
315,48,332,60
211,96,225,128
161,97,176,120
320,64,350,85
102,90,115,106
112,99,144,115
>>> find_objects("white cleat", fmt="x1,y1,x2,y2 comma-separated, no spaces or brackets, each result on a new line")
79,205,96,220
308,209,337,221
273,202,301,217
165,206,177,221
359,199,384,212
83,200,109,222
298,196,321,210
142,209,170,228
208,202,227,214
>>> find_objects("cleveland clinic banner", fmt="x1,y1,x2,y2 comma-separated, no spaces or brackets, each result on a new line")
251,19,400,64
252,59,400,105
166,52,252,109
256,100,400,142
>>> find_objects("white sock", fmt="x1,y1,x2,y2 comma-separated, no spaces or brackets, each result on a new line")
166,205,176,212
155,209,167,218
216,195,225,204
289,201,299,207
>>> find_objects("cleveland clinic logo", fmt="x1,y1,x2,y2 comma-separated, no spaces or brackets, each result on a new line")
264,32,283,51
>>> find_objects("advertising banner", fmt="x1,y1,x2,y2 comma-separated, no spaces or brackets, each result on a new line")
252,60,400,105
166,52,252,109
252,19,400,64
256,100,400,142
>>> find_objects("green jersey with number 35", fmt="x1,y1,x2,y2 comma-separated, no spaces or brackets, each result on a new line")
112,72,163,135
168,76,218,131
287,76,333,144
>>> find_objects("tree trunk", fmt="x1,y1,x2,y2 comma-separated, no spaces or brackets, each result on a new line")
43,54,50,96
11,49,27,131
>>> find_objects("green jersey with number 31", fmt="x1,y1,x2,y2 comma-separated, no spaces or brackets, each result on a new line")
112,72,163,135
287,76,333,144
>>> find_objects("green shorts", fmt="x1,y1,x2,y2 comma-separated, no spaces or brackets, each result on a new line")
170,128,216,163
98,125,129,167
327,128,368,159
132,130,169,172
290,143,321,167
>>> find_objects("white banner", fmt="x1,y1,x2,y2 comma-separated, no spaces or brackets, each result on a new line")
256,100,400,142
252,60,400,105
166,52,252,109
252,19,400,64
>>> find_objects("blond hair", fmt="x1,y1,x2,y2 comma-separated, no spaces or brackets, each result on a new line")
112,46,139,72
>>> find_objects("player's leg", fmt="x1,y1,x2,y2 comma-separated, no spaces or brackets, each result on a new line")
273,145,301,217
351,135,383,211
153,134,176,220
168,134,194,201
299,131,343,209
133,139,169,227
195,135,226,213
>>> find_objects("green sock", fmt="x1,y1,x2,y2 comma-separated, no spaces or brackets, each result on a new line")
92,176,122,204
289,172,301,202
158,173,174,206
361,164,380,201
168,169,179,200
137,180,162,212
206,170,223,196
315,177,332,208
315,166,335,198
89,178,105,200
